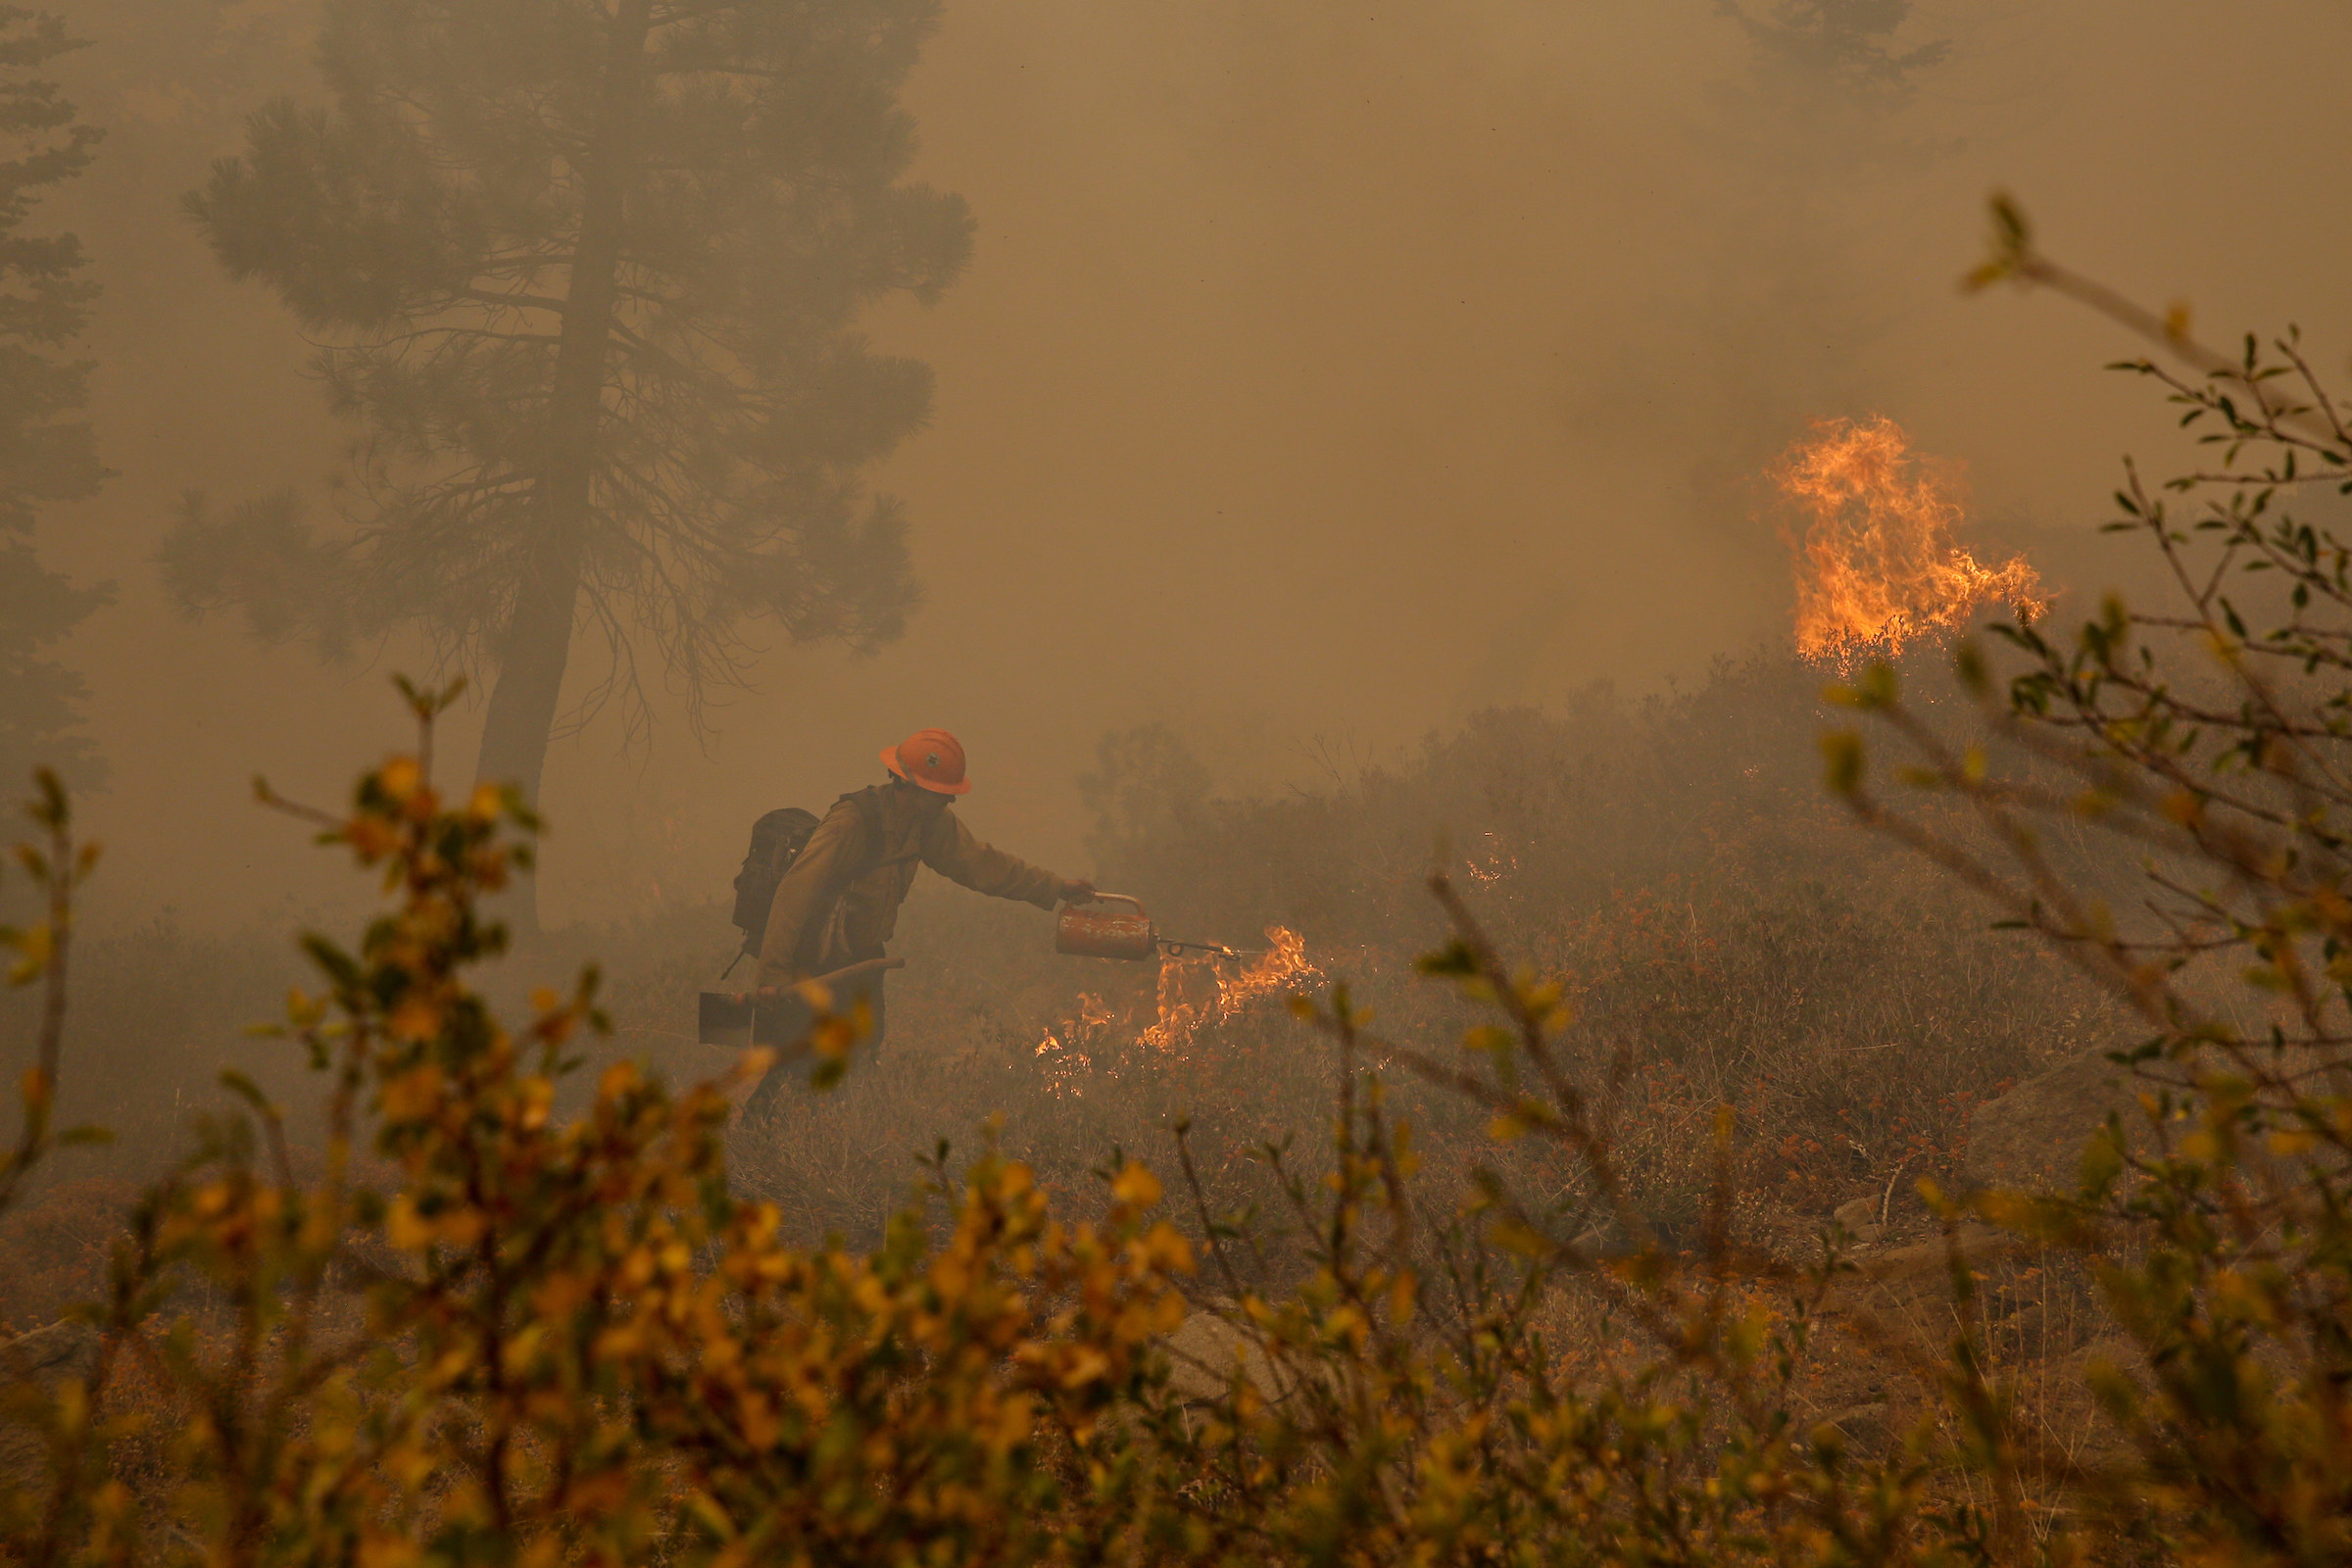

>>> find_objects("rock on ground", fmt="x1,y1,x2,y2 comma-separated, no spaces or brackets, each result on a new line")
1962,1053,2146,1194
1831,1196,1886,1244
0,1320,101,1488
0,1319,97,1383
1162,1307,1291,1404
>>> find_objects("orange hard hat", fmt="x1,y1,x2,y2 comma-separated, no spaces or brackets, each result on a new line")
882,727,971,795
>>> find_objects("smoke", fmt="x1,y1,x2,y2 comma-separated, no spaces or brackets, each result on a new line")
21,0,2352,931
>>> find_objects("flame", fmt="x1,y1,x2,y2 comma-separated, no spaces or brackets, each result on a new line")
1141,926,1321,1053
1464,832,1516,887
1775,416,2043,669
1032,927,1323,1093
1033,993,1114,1095
1036,992,1112,1057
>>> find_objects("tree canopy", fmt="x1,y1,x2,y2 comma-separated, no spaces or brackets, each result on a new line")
166,0,968,827
0,7,109,793
1713,0,1951,104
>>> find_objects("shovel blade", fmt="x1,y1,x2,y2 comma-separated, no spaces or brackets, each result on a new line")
699,991,755,1045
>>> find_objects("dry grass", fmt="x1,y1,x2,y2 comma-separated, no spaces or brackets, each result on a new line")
0,654,2134,1382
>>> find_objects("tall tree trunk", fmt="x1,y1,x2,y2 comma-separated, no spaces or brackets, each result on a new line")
472,0,655,932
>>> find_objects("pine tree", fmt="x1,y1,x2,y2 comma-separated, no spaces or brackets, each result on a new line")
168,0,966,894
0,7,109,792
1713,0,1950,105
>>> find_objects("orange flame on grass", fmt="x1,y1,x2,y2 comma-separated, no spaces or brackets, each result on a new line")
1033,927,1324,1095
1034,993,1112,1100
1036,992,1114,1054
1141,927,1322,1053
1464,832,1516,887
1776,416,2043,669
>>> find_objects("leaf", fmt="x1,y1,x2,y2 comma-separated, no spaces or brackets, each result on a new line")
1960,261,2005,293
218,1070,275,1116
2078,1123,2124,1196
1989,190,2028,250
1416,941,1479,978
299,933,364,991
1111,1162,1162,1208
5,921,52,986
1820,730,1866,796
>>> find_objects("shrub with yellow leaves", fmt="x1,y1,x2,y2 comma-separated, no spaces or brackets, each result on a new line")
0,698,2223,1568
0,703,2006,1568
0,680,1198,1568
16,233,2352,1563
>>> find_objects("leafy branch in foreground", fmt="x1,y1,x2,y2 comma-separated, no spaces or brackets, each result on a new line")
1,681,1193,1566
1822,199,2352,1560
0,765,102,1213
0,696,2029,1568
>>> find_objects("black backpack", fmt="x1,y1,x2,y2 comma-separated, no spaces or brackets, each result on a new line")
729,807,822,967
726,791,905,970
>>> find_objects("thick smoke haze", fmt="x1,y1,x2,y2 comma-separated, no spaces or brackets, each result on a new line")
24,0,2352,932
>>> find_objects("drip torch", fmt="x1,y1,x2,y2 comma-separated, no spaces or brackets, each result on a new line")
1054,893,1249,962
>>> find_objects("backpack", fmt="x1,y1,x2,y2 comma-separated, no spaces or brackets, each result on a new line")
725,790,913,970
729,808,823,965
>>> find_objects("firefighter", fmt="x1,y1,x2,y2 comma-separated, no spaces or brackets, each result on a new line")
743,728,1094,1104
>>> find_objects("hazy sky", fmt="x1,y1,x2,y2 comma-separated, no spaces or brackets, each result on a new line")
31,0,2352,931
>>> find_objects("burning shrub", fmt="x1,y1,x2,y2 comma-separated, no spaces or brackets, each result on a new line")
1777,415,2044,669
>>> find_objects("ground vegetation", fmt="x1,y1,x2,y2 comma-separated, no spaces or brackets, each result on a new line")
2,205,2350,1565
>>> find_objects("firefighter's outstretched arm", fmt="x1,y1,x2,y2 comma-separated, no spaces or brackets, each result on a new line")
922,810,1086,908
755,804,863,989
